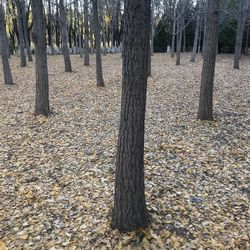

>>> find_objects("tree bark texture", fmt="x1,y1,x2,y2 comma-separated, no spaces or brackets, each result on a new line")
31,0,50,116
112,0,151,233
15,0,26,67
59,0,72,72
0,4,14,85
191,3,200,62
92,0,104,86
198,0,219,121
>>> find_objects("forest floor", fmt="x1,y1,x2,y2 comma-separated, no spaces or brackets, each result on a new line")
0,53,249,250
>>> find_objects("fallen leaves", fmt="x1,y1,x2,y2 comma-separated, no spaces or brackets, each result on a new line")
0,53,249,249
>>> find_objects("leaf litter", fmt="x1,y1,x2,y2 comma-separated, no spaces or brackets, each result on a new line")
0,53,249,249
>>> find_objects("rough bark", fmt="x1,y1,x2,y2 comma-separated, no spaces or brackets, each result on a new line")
112,0,150,233
92,0,104,86
84,0,90,65
0,4,14,85
234,0,248,69
21,0,32,61
191,3,200,62
15,0,26,67
31,0,50,116
198,0,219,121
59,0,72,72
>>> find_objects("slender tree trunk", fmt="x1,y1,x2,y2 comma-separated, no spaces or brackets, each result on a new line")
234,0,248,69
176,15,183,65
15,0,26,67
92,0,104,87
21,0,32,61
112,0,150,233
198,0,219,121
171,1,176,58
191,6,200,62
31,0,50,116
59,0,72,72
100,6,107,56
84,0,90,65
0,4,13,85
48,0,54,55
77,0,83,58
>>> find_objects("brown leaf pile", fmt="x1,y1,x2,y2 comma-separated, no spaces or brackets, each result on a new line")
0,53,249,249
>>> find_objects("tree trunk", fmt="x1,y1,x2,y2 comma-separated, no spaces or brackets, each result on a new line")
31,0,50,116
170,1,176,58
15,0,26,67
112,0,150,233
198,0,219,121
0,4,14,85
92,0,104,87
59,0,72,72
84,0,90,65
234,0,248,69
47,0,54,55
176,15,183,65
191,5,200,62
21,0,32,61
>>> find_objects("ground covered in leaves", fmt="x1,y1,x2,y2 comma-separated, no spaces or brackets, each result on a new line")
0,53,249,249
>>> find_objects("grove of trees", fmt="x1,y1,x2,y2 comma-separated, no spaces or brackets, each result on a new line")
0,0,249,243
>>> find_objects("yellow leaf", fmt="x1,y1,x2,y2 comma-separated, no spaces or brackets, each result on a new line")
0,241,6,250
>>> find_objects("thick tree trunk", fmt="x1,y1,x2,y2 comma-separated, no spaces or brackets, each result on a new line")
84,0,90,65
234,0,248,69
31,0,50,116
21,0,32,61
15,0,26,67
191,6,200,62
92,0,104,87
0,4,14,85
198,0,219,121
59,0,72,72
112,0,150,233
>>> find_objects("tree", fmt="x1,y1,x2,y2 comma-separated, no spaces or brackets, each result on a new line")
233,0,248,69
84,0,90,66
92,0,104,87
112,0,150,232
0,3,14,85
15,0,26,67
198,0,219,121
191,1,200,62
31,0,50,116
59,0,72,72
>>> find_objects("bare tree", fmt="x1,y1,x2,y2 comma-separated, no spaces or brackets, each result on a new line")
31,0,50,116
198,0,219,121
0,3,13,85
84,0,90,65
14,0,26,67
191,1,200,62
59,0,72,72
234,0,249,69
112,0,150,232
92,0,104,86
